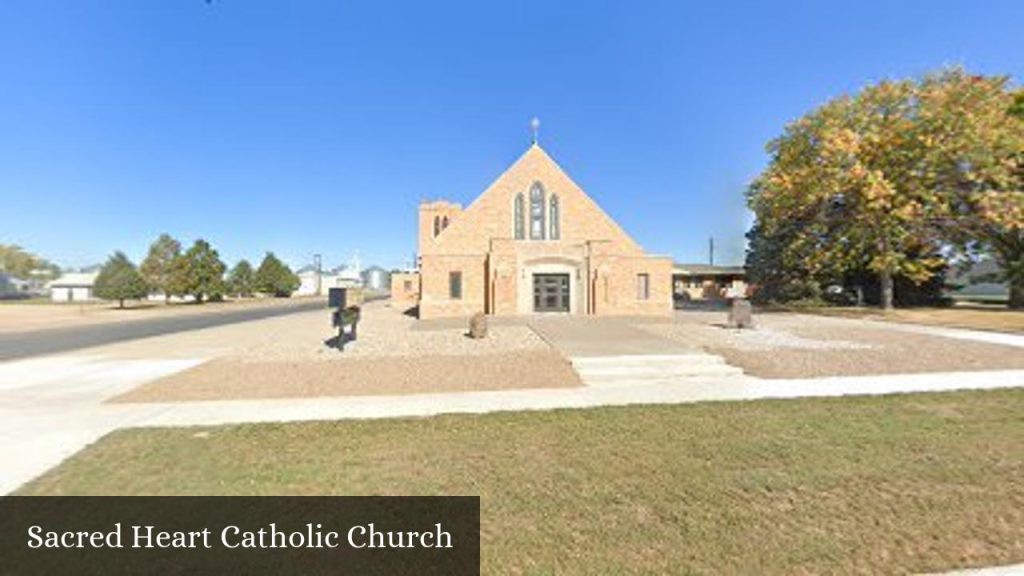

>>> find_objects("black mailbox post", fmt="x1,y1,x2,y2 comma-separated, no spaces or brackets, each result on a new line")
328,288,359,350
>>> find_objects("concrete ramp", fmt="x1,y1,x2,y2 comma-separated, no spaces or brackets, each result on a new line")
572,354,744,388
528,317,744,387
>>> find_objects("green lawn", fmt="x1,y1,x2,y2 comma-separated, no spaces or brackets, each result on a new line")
20,390,1024,574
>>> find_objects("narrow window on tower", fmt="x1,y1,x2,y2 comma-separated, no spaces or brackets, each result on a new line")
514,193,525,239
549,194,560,240
529,182,545,240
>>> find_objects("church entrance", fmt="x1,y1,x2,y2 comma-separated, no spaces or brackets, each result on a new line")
533,273,570,313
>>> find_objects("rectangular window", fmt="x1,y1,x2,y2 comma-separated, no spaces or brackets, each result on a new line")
637,273,650,301
403,280,412,291
449,271,462,300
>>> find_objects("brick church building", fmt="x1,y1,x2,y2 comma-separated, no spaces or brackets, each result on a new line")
397,142,672,319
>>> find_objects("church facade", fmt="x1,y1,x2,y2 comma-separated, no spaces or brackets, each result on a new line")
407,143,672,319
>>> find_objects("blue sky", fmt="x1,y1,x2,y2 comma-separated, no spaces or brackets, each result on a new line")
2,1,1022,271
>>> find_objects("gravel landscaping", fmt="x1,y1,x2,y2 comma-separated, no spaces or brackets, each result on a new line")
646,311,1024,378
111,351,580,402
235,299,548,361
109,300,576,402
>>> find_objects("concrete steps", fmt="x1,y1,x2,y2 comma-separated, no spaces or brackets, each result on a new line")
571,353,743,388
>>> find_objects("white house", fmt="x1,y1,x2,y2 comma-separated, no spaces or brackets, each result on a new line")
48,272,98,302
333,265,362,289
296,266,332,297
0,271,32,299
295,254,364,296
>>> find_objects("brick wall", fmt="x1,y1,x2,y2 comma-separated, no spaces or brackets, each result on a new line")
419,254,487,318
589,255,673,316
418,201,462,257
389,271,420,312
413,144,672,319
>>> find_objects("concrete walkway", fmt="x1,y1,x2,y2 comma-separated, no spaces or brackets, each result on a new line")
127,368,1024,427
0,355,206,494
529,316,690,356
881,321,1024,348
787,313,1024,349
570,354,744,387
931,564,1024,575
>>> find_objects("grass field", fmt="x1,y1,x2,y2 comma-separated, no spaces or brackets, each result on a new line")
798,305,1024,334
20,390,1024,574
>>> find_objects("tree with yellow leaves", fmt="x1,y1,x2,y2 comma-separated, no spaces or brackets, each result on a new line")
917,71,1023,308
748,69,1023,309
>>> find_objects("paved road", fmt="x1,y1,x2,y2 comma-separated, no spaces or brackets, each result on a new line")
0,299,326,361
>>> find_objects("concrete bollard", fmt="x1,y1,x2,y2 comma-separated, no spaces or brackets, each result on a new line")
468,312,488,339
728,299,753,329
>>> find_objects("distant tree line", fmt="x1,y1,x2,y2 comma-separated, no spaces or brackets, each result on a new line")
746,68,1023,309
93,233,300,308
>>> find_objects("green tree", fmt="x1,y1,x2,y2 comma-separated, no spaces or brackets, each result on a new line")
1010,90,1024,119
744,220,822,304
183,239,226,303
255,252,300,297
163,239,227,303
139,233,181,302
747,68,1022,309
917,73,1024,308
93,252,148,308
0,244,60,281
1006,91,1024,307
165,253,192,300
227,259,255,297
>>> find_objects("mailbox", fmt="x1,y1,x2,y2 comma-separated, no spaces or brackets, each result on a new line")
328,287,347,310
328,287,359,351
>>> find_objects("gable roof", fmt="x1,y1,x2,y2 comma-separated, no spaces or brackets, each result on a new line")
48,272,97,287
428,144,644,255
674,263,746,276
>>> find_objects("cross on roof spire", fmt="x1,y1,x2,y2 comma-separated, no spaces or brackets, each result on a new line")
530,117,540,145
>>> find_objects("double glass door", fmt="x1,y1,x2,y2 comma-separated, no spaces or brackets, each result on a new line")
533,274,570,313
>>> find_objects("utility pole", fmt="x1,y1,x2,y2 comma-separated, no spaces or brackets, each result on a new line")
313,254,322,296
708,237,715,267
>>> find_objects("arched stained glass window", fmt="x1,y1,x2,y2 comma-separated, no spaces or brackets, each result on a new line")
549,194,560,240
514,193,525,239
529,182,545,240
